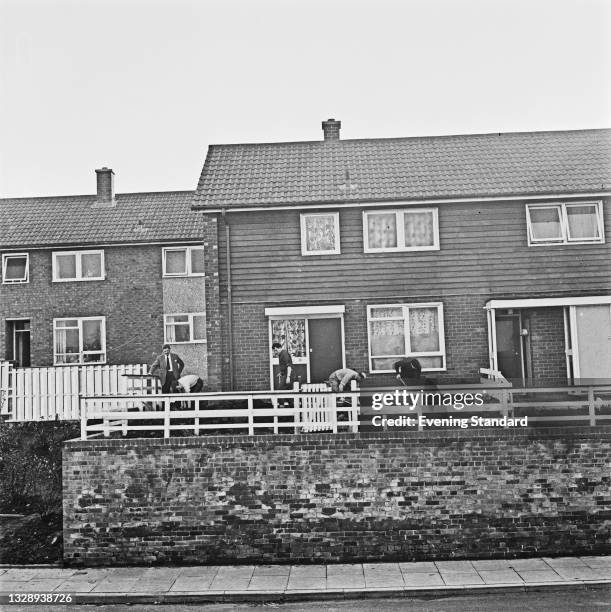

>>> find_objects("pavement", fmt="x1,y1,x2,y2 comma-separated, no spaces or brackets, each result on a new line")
0,556,609,604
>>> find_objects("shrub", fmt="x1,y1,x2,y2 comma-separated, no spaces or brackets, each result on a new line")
0,421,80,516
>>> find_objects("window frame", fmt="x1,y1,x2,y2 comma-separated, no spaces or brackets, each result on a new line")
2,252,29,284
300,212,341,256
366,302,446,373
363,207,440,253
53,316,106,365
526,201,605,246
163,312,206,344
162,246,205,277
52,250,105,282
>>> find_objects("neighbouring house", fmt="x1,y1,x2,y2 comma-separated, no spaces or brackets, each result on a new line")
193,119,611,391
0,169,216,386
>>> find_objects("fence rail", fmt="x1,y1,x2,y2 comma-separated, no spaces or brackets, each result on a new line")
80,389,360,440
0,362,149,421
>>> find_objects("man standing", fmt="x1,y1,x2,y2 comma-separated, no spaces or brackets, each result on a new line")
150,344,184,393
272,342,293,389
327,368,366,393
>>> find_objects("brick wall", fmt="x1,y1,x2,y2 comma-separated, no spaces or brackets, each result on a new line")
63,427,611,566
526,307,567,384
1,246,165,366
226,293,489,391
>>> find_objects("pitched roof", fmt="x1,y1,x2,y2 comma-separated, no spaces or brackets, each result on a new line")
0,191,199,249
193,128,611,209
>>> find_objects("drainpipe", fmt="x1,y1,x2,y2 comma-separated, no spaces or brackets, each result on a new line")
222,210,234,390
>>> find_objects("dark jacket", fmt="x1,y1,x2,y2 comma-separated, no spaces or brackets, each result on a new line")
150,352,184,385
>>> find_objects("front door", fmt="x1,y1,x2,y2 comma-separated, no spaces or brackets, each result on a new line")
308,318,343,383
7,320,30,367
496,314,523,381
571,305,611,382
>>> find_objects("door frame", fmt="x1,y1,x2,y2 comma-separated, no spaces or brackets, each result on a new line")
265,305,346,388
6,317,31,367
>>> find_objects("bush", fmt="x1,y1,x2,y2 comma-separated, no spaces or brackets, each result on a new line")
0,421,80,516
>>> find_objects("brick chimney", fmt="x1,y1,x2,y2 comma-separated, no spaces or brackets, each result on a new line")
322,118,341,141
94,167,115,207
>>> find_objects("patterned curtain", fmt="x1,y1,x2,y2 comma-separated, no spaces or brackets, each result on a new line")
305,215,336,252
272,319,306,357
370,319,405,356
409,307,439,352
367,213,397,249
404,211,434,247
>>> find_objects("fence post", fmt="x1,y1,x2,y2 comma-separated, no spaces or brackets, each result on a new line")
588,387,596,426
80,399,87,440
164,397,171,438
248,395,254,436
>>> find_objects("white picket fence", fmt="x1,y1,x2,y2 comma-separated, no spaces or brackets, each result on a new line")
0,361,148,422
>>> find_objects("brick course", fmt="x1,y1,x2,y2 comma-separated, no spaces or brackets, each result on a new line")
63,427,611,566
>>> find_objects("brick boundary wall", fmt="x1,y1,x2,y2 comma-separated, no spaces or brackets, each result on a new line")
63,427,611,566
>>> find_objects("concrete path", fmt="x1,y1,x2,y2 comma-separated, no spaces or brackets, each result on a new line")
0,556,609,604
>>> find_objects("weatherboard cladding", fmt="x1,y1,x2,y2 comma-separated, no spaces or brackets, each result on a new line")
193,129,611,209
0,190,198,249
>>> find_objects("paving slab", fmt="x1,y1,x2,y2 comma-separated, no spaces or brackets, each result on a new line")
290,566,327,578
402,572,445,586
54,580,97,592
435,561,475,572
580,556,611,568
543,556,589,568
210,576,251,591
247,575,288,590
178,566,219,577
508,558,550,571
399,561,437,573
516,569,566,583
171,575,216,591
441,572,485,585
214,566,255,580
8,579,66,591
286,575,327,590
478,569,524,584
552,566,611,581
326,574,366,589
471,559,513,570
253,565,290,576
31,569,78,579
0,569,40,581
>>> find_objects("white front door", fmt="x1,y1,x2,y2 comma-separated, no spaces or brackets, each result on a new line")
571,304,611,382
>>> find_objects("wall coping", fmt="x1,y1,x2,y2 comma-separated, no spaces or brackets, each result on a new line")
63,426,611,451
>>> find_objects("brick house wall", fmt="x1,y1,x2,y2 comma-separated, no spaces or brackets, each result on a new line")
526,307,567,384
63,427,611,566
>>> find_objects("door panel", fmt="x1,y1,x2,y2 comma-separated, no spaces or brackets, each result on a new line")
308,318,343,383
573,305,611,382
496,315,523,380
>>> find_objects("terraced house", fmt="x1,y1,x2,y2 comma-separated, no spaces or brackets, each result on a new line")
194,120,611,391
0,169,211,382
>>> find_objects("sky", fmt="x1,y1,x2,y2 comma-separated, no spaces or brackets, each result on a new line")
1,0,610,198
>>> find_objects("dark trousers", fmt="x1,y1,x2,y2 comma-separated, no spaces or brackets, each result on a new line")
162,371,177,394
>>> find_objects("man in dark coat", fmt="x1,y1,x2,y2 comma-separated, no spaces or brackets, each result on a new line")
150,343,185,393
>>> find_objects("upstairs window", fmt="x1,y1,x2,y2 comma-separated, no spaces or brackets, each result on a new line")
164,313,206,343
54,317,106,364
52,250,104,281
367,303,446,372
2,253,29,283
526,201,604,245
162,246,205,276
363,208,439,252
300,213,341,255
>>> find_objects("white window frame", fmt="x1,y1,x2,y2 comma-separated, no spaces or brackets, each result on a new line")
526,201,605,246
2,253,29,284
163,313,206,344
162,246,205,277
363,208,440,253
366,302,446,373
53,316,106,365
300,212,341,256
52,250,105,282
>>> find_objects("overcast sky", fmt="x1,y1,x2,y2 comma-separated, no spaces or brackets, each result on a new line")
1,0,610,198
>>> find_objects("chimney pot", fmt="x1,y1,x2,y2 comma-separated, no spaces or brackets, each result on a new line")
322,118,341,141
94,167,115,207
